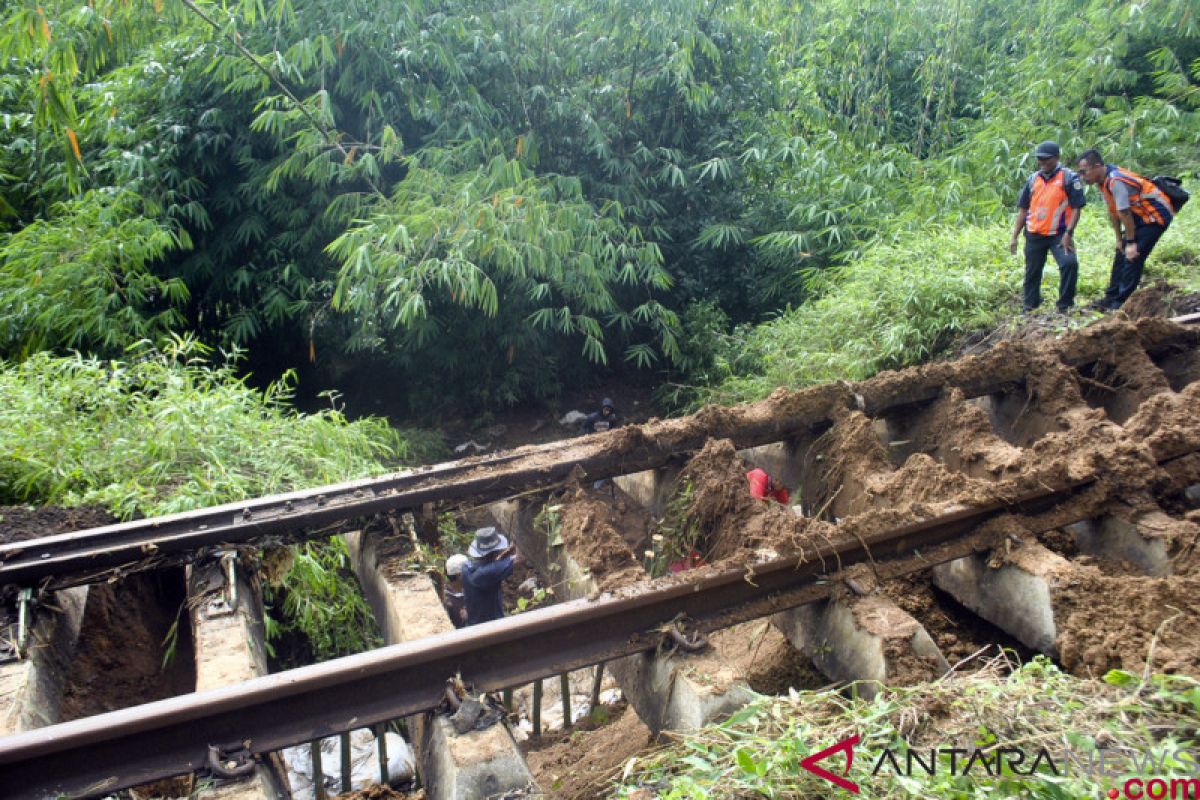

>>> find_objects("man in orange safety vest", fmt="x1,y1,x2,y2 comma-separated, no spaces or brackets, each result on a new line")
1076,149,1176,311
1009,141,1087,313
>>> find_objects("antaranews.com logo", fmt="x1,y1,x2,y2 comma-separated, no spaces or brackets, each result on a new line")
799,735,1200,797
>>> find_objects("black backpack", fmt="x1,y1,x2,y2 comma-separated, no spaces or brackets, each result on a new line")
1151,175,1189,211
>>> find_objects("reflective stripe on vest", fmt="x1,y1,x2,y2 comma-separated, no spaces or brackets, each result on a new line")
1103,166,1174,227
1025,169,1071,236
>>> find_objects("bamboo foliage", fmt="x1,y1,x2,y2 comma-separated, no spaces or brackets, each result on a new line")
0,0,1196,410
328,150,674,365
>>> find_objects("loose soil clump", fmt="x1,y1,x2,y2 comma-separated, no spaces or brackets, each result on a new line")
708,621,827,694
884,574,1034,667
668,438,836,563
587,482,656,555
891,388,1025,481
1119,280,1200,319
1054,568,1200,678
553,487,646,592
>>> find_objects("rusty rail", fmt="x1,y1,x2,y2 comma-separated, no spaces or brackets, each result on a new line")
0,466,1137,799
2,318,1195,590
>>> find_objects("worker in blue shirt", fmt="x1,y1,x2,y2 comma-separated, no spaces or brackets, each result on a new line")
461,527,521,626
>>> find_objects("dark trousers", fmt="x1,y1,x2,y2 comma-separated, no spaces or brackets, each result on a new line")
1023,233,1078,310
1102,222,1168,308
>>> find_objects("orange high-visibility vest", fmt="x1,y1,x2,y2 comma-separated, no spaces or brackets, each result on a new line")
1025,169,1075,236
1102,166,1175,227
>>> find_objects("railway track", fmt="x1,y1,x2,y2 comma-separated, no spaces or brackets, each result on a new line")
2,316,1197,590
0,314,1198,799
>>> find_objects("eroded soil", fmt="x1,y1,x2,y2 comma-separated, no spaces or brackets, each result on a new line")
59,569,195,720
0,504,114,545
540,315,1200,682
524,703,655,800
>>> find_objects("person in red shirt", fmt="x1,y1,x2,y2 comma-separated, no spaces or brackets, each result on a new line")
668,549,707,573
746,467,789,504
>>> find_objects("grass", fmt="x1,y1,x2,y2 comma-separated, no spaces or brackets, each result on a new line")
696,212,1200,407
613,655,1200,799
0,335,441,519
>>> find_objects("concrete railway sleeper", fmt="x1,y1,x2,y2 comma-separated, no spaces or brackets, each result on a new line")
1,444,1197,798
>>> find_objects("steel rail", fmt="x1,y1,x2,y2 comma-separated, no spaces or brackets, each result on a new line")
2,319,1195,589
0,463,1148,799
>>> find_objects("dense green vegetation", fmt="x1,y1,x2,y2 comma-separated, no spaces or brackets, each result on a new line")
2,0,1196,415
615,658,1200,799
0,337,427,518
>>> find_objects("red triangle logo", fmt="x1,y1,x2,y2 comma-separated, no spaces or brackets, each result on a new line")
800,734,860,794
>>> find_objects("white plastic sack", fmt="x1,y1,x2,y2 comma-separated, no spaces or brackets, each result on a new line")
281,729,414,800
557,410,588,427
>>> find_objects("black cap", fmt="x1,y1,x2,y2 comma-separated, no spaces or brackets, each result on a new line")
1035,141,1061,159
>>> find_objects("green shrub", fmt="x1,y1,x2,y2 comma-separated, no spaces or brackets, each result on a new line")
0,190,190,359
616,657,1200,799
0,335,420,518
264,538,383,663
698,211,1200,406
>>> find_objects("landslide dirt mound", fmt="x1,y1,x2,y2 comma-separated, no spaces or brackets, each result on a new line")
1054,569,1200,678
555,487,646,592
566,482,655,556
1120,280,1200,319
0,504,115,545
669,438,836,563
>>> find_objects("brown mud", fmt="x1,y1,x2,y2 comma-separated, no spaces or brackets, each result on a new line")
553,488,646,592
667,438,837,564
59,569,195,720
1054,568,1200,677
1120,281,1200,320
0,504,115,545
523,703,654,800
886,388,1024,481
708,621,827,694
588,482,656,555
883,575,1035,666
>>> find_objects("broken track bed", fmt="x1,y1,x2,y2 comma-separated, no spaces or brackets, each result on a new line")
1,316,1199,799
